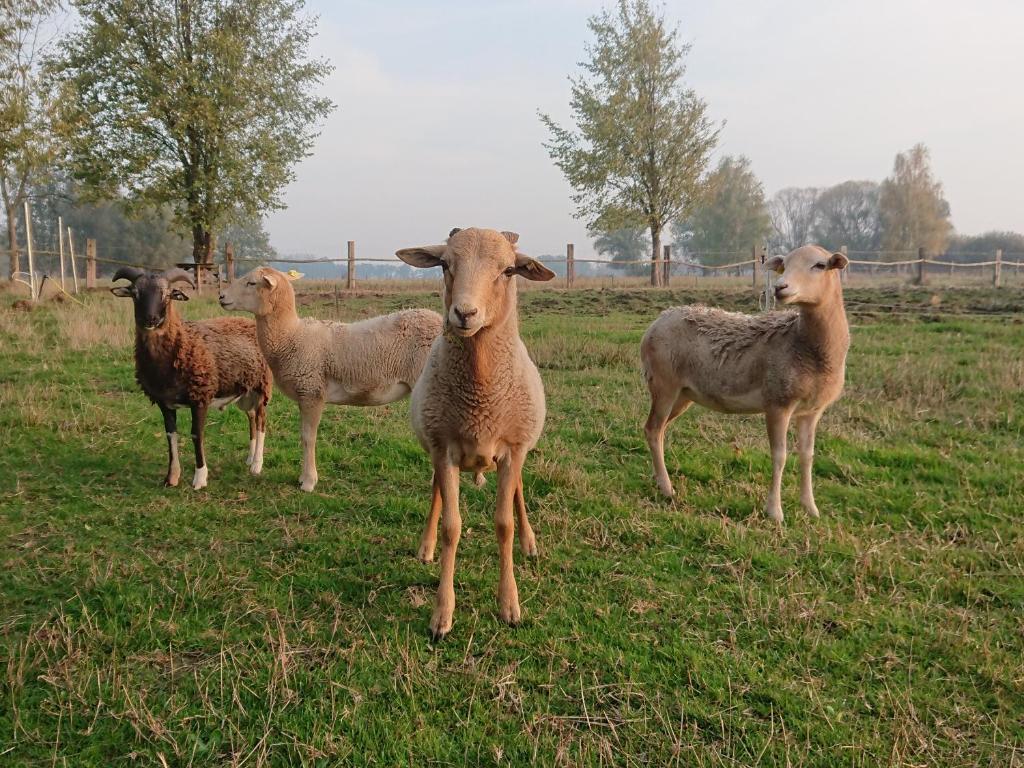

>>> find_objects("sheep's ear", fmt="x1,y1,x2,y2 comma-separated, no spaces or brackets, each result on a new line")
764,256,784,273
261,273,277,288
828,252,849,270
513,254,556,282
396,245,445,269
110,285,133,298
170,288,190,302
501,231,519,246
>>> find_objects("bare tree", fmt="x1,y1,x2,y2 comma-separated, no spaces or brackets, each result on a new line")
767,187,820,254
811,180,881,253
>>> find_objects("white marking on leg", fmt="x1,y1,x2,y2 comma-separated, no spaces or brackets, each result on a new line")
246,438,256,465
250,430,265,475
192,464,209,490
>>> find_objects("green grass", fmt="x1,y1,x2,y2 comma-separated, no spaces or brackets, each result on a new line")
1,284,1022,766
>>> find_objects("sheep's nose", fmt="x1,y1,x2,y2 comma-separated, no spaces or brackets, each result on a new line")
453,305,478,324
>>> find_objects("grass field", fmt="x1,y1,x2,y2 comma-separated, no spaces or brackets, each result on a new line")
1,283,1022,766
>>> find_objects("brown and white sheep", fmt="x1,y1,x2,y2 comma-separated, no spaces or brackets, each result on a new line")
396,227,556,640
111,267,272,489
641,245,850,523
218,267,443,492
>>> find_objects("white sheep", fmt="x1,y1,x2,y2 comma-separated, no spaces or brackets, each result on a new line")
111,267,272,490
641,245,850,523
219,267,443,491
396,227,556,640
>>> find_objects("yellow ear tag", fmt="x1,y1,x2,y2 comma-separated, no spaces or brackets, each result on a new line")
286,270,304,280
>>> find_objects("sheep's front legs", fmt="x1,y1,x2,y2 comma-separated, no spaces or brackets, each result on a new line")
298,399,324,492
796,411,822,518
764,407,794,523
191,403,209,490
160,405,181,487
430,458,461,640
245,405,266,475
496,452,526,625
514,478,537,557
417,470,442,563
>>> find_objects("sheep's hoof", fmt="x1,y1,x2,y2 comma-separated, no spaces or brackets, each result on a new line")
192,466,209,490
429,609,453,641
417,546,436,564
498,598,522,627
803,502,820,518
164,476,180,488
249,460,263,476
519,535,538,558
765,506,784,524
299,477,317,492
657,483,675,498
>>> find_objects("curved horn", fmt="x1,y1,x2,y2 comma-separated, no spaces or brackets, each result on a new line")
163,267,197,289
112,266,145,283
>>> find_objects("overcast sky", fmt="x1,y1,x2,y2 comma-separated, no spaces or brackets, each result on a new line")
265,0,1024,259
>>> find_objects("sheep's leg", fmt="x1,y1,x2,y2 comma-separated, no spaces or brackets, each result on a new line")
191,403,209,490
764,407,793,523
160,405,181,487
495,451,525,626
297,399,324,492
252,403,267,475
417,470,442,563
645,387,691,498
514,477,538,557
245,409,257,466
796,411,822,518
430,457,461,640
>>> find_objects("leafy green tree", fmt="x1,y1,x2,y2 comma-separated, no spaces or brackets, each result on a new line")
1,0,60,279
946,231,1024,263
879,143,952,258
54,0,333,264
591,226,648,275
222,214,278,264
541,0,719,286
673,155,770,265
811,180,881,253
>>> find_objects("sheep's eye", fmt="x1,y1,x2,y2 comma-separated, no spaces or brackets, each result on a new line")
812,263,827,270
439,261,450,272
247,281,256,286
503,266,516,277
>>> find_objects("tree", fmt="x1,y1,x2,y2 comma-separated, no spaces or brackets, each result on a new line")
673,155,770,265
55,0,333,264
946,231,1024,263
767,187,820,253
0,0,60,279
591,226,648,275
811,180,881,253
222,214,277,263
879,143,952,258
541,0,719,286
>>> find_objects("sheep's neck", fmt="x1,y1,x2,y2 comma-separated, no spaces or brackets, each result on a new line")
795,284,849,369
136,303,183,357
256,299,302,361
453,305,519,387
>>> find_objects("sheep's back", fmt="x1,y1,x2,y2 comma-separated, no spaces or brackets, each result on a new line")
190,317,271,402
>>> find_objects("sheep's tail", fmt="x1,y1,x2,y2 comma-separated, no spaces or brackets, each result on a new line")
474,472,485,488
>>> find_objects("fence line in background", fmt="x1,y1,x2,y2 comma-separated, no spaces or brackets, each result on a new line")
7,210,1024,298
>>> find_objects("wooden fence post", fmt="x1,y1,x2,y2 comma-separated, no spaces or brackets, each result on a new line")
225,242,235,283
23,201,36,300
663,245,671,286
916,246,925,285
566,243,574,288
346,240,355,290
840,245,848,283
86,238,97,289
751,244,758,292
994,248,1002,288
58,216,66,291
67,227,79,293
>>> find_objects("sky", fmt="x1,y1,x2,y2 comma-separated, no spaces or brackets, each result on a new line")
264,0,1024,259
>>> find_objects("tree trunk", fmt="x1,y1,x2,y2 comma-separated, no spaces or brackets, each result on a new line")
6,205,18,280
650,225,662,287
192,225,213,264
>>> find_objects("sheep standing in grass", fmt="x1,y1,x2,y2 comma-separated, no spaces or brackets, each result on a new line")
641,245,850,523
397,227,556,640
219,267,442,492
111,267,272,489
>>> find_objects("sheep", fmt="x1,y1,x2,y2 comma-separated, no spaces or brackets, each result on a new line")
111,266,272,490
640,245,850,523
396,227,556,640
218,267,443,492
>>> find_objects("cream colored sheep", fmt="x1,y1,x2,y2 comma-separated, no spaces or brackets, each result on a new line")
641,245,850,523
397,227,556,640
219,267,442,492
